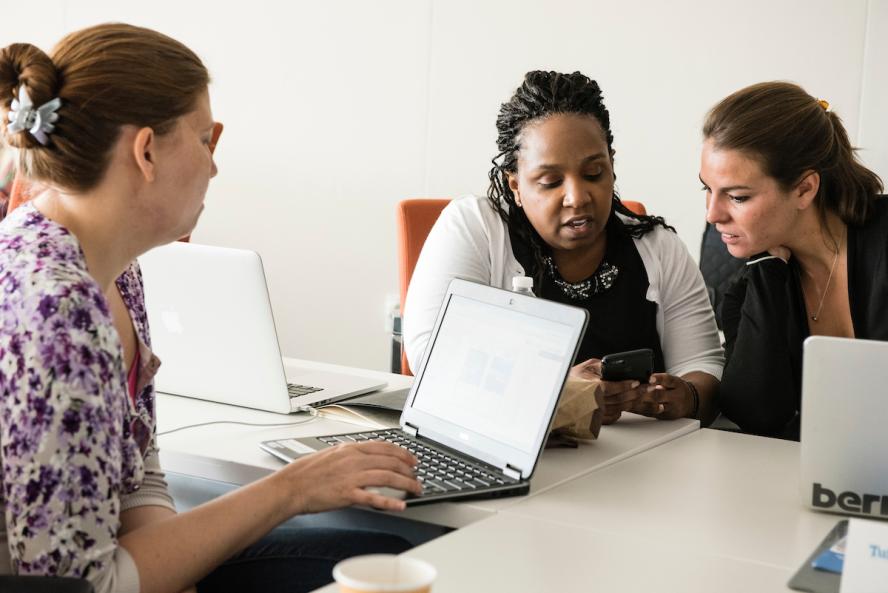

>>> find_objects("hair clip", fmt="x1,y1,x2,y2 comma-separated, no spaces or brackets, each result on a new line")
817,98,832,113
6,86,62,146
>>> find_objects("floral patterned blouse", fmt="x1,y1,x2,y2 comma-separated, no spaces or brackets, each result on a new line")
0,203,174,593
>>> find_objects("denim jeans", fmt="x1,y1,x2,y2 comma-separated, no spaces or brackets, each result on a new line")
196,525,411,593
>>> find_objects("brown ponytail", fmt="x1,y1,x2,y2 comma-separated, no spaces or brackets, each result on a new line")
703,81,883,227
820,110,883,225
0,23,209,193
0,44,59,150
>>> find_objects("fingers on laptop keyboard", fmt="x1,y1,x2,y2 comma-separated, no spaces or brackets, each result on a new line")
360,470,422,496
356,453,419,482
348,440,418,467
357,488,408,511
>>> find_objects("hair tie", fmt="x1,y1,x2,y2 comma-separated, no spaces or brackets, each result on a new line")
817,98,832,113
6,86,62,146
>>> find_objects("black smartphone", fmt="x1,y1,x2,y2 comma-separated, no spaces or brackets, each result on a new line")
600,348,654,382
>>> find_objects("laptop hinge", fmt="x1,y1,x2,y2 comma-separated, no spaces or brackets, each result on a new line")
504,464,522,481
403,423,419,437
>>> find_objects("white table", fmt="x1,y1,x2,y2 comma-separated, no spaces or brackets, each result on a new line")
313,512,791,593
312,430,839,593
157,358,699,528
402,412,698,527
503,429,838,571
157,357,412,480
155,357,838,592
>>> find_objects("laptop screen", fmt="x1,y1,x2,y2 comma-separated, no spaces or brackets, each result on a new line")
409,292,578,466
800,336,888,518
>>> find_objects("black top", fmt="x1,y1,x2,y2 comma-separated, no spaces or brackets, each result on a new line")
510,214,665,371
720,197,888,440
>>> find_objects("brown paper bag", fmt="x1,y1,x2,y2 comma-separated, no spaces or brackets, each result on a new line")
549,377,603,442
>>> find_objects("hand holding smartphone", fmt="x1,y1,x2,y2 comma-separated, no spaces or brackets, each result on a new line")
600,348,654,383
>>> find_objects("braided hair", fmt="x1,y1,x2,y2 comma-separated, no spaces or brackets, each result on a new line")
487,71,673,276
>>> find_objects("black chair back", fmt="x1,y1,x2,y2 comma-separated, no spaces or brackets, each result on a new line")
699,223,745,328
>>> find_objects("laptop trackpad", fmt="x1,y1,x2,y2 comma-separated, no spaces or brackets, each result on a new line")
262,438,320,460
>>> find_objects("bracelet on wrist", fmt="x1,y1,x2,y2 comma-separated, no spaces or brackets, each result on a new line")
685,379,700,419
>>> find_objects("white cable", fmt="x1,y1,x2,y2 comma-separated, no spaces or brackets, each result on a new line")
157,416,317,437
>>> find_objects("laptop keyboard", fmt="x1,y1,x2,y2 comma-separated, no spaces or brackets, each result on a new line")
317,429,518,496
288,383,324,398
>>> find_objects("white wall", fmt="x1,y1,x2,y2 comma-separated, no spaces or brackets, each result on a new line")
2,0,881,370
859,0,888,180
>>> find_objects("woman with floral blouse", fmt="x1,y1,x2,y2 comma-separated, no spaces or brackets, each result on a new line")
0,24,421,593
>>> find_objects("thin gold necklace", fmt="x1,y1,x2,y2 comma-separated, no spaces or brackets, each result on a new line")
808,231,844,322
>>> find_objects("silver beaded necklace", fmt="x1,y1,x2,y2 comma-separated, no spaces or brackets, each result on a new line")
543,255,619,300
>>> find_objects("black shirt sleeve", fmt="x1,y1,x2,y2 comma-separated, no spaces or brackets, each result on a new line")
720,258,803,438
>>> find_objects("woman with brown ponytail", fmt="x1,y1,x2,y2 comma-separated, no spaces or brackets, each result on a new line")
0,23,419,593
700,81,886,440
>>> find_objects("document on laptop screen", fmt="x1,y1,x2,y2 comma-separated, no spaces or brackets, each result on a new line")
412,294,575,453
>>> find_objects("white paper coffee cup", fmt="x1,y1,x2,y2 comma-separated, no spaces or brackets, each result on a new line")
333,554,436,593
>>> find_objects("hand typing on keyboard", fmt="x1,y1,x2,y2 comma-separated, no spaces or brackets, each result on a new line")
276,440,422,513
318,430,515,498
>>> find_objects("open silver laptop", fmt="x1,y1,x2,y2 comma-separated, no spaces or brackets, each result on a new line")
801,336,888,518
261,278,588,504
139,241,385,414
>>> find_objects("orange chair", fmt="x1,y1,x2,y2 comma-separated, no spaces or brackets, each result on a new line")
7,172,34,214
394,197,648,375
395,198,451,376
622,200,646,216
6,122,225,234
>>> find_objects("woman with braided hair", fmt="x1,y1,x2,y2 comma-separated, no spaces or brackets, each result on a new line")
404,71,724,427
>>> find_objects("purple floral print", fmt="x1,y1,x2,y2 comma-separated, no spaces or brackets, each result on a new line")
0,203,164,586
